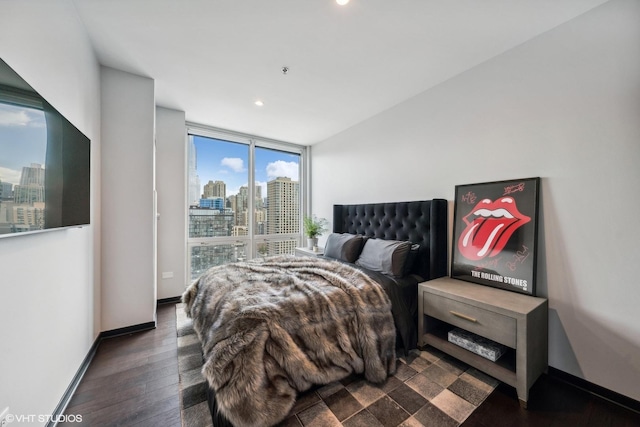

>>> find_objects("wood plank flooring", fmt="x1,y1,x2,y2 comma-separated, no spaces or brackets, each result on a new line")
60,302,640,426
462,375,640,427
60,303,181,427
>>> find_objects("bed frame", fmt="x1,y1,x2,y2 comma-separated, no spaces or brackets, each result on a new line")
207,198,449,426
333,199,448,281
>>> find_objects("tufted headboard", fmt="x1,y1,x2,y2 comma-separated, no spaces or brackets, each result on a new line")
333,199,448,281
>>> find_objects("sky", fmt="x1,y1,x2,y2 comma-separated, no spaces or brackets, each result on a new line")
1,104,300,196
0,103,47,186
192,135,300,198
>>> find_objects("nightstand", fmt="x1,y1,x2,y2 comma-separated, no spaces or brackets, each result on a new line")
418,277,548,408
294,246,324,257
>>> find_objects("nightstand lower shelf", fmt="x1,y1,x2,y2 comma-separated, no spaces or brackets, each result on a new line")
422,330,516,388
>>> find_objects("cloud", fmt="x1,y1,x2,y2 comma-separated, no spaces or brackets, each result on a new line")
0,105,45,128
266,160,299,181
0,108,30,127
221,157,245,172
0,166,22,186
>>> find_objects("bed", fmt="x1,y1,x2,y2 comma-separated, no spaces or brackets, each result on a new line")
182,199,448,427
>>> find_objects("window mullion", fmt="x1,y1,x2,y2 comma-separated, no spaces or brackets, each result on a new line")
248,139,255,258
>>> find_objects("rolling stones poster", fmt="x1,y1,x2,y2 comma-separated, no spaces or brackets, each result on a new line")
451,177,540,296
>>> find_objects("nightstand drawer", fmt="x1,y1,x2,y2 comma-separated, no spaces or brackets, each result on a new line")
424,292,516,348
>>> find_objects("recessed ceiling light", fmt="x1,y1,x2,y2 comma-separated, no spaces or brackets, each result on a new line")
254,100,264,107
336,0,349,5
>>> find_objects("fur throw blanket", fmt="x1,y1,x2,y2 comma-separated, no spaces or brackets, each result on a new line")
182,255,397,427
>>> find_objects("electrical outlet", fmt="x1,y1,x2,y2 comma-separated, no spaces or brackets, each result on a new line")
0,407,9,426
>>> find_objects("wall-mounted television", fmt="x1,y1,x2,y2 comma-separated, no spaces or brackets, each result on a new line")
0,58,90,238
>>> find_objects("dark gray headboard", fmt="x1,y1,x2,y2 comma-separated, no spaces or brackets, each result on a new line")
333,199,448,281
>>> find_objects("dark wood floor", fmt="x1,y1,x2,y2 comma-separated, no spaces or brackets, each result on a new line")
60,303,181,427
462,375,640,427
61,302,640,427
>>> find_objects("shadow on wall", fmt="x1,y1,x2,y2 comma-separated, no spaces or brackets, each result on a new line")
548,308,583,377
537,192,582,378
498,181,583,380
548,303,640,402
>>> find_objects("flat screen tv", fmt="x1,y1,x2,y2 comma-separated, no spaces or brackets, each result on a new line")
0,58,90,238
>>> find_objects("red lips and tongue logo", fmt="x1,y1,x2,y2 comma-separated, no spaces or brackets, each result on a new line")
458,197,530,261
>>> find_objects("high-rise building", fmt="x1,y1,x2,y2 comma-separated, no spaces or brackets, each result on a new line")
203,180,214,198
0,181,13,201
267,177,299,255
215,181,226,199
228,195,237,216
255,184,263,208
19,163,44,186
13,163,45,205
199,197,225,210
253,208,267,236
235,186,249,226
232,225,248,236
253,184,268,234
203,180,226,199
13,185,45,205
0,202,14,227
188,208,234,238
11,202,45,231
190,242,247,280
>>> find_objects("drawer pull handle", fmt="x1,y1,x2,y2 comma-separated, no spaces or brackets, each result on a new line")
450,311,477,323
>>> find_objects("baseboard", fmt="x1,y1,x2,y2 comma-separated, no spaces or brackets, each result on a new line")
46,335,101,427
548,367,640,414
46,320,158,426
158,296,182,305
101,321,156,339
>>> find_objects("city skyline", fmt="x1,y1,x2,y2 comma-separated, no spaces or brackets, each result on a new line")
191,135,300,199
0,103,47,186
187,135,302,278
0,163,46,234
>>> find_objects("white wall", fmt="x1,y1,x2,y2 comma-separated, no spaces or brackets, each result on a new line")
312,0,640,401
100,67,157,331
0,0,101,422
156,107,187,299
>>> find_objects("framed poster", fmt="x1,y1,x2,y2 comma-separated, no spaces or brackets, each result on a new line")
451,177,540,296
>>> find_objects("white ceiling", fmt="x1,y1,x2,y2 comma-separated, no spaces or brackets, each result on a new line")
72,0,609,145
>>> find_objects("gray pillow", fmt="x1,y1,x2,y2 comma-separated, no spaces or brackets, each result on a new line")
355,238,412,277
324,233,364,263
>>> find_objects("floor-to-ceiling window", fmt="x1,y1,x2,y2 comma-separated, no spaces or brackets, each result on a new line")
186,126,305,280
